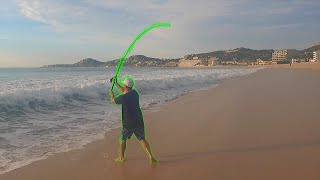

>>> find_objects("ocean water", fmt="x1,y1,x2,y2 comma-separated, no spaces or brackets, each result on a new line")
0,67,260,174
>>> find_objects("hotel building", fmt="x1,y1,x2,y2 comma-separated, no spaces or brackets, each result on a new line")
272,49,298,63
272,50,288,62
313,51,320,62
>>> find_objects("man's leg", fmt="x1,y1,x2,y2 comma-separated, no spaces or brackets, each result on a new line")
115,139,126,163
140,139,158,163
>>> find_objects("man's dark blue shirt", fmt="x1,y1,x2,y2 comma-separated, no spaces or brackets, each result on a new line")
114,90,144,129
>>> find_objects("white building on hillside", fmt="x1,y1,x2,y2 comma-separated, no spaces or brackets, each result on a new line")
313,51,320,62
208,57,218,66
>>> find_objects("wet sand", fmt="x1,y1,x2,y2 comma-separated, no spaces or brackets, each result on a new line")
1,67,320,180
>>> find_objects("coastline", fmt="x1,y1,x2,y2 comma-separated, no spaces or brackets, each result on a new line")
1,66,320,180
0,66,257,175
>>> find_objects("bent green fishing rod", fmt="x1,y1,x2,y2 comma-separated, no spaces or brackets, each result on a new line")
110,22,172,91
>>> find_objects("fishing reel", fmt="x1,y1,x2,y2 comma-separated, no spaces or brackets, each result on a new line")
109,77,116,83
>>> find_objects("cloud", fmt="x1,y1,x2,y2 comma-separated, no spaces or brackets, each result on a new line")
17,0,88,32
13,0,320,59
15,0,242,57
16,0,240,34
0,0,18,16
14,1,320,33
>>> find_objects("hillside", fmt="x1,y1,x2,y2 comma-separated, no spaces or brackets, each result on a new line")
105,55,180,67
74,58,105,67
44,44,320,67
45,58,105,67
301,45,320,59
46,55,179,68
302,44,320,53
190,48,273,61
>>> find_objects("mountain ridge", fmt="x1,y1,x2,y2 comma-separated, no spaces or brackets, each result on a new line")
44,45,320,67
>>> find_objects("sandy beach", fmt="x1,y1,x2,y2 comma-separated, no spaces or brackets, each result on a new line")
261,61,320,70
1,65,320,180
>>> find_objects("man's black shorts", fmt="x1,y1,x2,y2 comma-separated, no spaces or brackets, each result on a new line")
121,127,145,141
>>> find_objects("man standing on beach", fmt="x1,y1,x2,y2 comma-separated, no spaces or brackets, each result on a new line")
109,77,158,164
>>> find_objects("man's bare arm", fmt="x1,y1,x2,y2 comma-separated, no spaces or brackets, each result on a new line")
109,91,116,103
114,78,125,93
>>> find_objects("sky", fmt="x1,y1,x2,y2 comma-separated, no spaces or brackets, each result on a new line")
0,0,319,67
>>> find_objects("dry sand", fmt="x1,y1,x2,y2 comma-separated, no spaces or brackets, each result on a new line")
261,61,320,71
1,68,320,180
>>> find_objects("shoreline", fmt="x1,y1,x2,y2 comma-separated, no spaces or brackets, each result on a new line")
0,67,258,175
0,68,259,175
1,66,320,179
